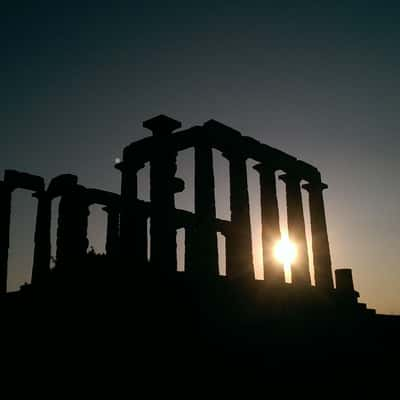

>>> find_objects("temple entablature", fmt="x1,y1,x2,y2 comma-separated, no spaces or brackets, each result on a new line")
3,169,45,193
46,174,78,199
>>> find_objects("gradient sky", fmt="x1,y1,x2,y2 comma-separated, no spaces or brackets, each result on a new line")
1,2,399,314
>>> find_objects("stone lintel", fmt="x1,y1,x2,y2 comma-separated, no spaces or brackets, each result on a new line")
46,174,78,199
279,173,302,184
4,170,44,192
114,159,145,172
295,160,321,181
221,149,247,161
203,119,242,137
86,188,120,207
32,191,48,200
0,180,12,192
253,162,277,173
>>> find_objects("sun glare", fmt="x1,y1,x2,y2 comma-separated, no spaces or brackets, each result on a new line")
274,236,297,266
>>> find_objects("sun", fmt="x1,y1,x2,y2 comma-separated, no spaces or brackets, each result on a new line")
274,236,297,266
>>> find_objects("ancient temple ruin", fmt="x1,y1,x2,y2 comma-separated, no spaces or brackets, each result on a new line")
0,115,362,297
1,115,399,365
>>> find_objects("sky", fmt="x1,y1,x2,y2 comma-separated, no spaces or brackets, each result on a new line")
1,1,400,314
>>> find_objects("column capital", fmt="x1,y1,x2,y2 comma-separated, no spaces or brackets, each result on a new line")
194,137,212,149
0,181,13,193
302,181,328,192
102,205,119,214
253,163,277,174
32,190,49,200
143,115,182,136
279,173,302,184
115,159,145,172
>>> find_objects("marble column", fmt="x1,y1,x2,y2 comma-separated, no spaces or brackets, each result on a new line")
253,164,284,285
144,115,181,273
118,161,148,268
103,206,120,260
279,173,311,286
0,182,12,294
31,191,52,284
56,186,89,270
192,143,218,276
224,151,253,279
303,181,334,290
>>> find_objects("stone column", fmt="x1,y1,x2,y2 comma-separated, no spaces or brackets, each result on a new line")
224,151,253,279
117,161,148,268
279,173,311,286
144,115,181,273
149,148,178,272
303,181,334,290
184,223,196,272
31,191,52,284
56,186,89,270
0,182,12,294
253,164,284,285
192,143,218,276
103,206,120,260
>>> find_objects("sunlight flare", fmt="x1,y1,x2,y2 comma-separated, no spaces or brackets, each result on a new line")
274,236,297,267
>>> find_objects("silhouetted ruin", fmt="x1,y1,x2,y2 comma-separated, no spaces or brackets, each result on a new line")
1,115,399,369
